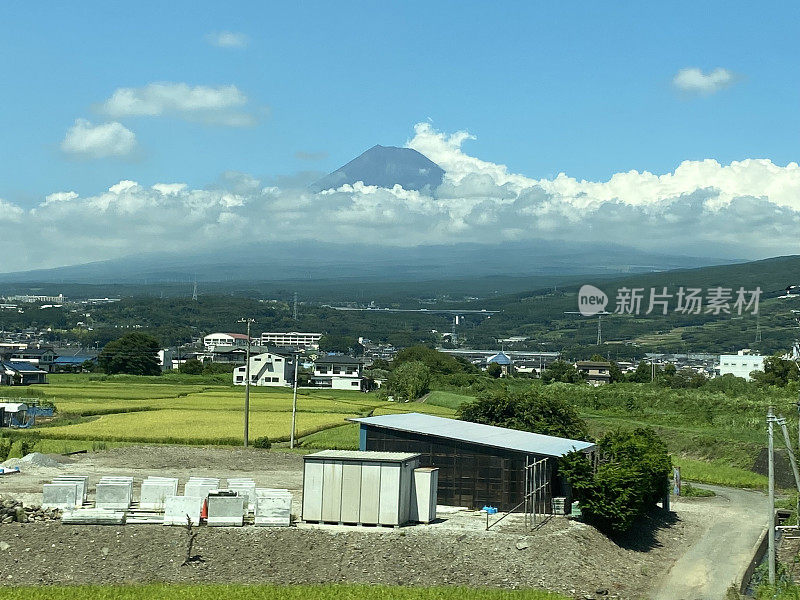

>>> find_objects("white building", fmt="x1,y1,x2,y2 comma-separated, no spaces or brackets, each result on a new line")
233,351,295,387
260,332,322,349
311,356,364,391
719,350,765,381
203,333,251,350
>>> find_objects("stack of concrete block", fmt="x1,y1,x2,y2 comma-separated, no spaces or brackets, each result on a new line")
226,478,256,513
95,476,133,509
51,476,89,505
206,490,245,527
42,481,82,510
61,509,126,525
255,488,293,527
163,495,204,526
183,477,220,500
140,477,179,510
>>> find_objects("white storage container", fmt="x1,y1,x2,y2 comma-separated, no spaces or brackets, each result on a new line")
410,467,438,523
302,450,420,526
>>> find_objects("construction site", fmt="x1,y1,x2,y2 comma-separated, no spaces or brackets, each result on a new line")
0,442,715,599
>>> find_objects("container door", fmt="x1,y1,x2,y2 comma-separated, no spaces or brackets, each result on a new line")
379,463,401,526
359,461,381,525
321,460,343,522
302,460,324,521
340,462,362,524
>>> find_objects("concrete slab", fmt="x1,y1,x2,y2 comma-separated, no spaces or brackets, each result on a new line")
227,481,256,511
183,481,218,499
163,495,204,526
52,476,89,504
95,482,132,509
61,509,126,525
207,492,245,526
140,480,178,510
255,489,293,527
42,483,80,509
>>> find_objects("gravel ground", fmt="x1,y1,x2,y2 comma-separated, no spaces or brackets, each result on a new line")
0,446,699,599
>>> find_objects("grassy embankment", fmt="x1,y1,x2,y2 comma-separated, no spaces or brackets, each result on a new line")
2,585,569,600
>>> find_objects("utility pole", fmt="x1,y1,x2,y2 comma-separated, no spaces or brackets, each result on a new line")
777,415,800,518
239,318,255,448
290,353,300,449
768,406,776,586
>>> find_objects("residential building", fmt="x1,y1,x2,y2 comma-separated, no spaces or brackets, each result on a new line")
260,332,321,349
719,350,765,381
0,361,48,385
311,356,364,390
203,333,251,350
233,350,296,387
10,348,58,372
485,351,512,376
52,355,97,373
576,360,613,385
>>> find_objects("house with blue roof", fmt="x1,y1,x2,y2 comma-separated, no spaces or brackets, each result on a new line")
486,351,512,377
0,361,48,385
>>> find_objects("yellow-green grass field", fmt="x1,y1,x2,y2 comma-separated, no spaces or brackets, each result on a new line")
24,375,456,446
4,584,568,600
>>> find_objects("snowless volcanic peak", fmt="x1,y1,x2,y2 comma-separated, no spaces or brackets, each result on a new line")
310,145,445,192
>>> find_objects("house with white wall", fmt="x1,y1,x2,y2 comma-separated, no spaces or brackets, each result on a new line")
718,350,765,381
311,356,364,391
203,333,251,350
233,351,296,387
260,332,321,349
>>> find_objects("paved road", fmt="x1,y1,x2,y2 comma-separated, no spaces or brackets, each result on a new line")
652,485,769,600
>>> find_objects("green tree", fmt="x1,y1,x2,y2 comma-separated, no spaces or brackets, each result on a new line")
560,427,671,535
318,334,358,354
486,362,503,378
179,359,204,375
751,353,799,387
98,332,162,376
392,346,475,375
386,361,431,401
458,388,589,440
627,361,656,383
540,360,583,384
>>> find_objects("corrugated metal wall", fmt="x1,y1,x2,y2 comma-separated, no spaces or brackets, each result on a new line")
362,425,559,511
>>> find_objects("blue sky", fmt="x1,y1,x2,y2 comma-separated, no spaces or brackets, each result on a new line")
1,1,797,207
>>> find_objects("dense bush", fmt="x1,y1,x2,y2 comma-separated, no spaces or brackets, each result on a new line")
384,361,431,401
560,427,672,534
540,360,583,384
458,387,589,440
392,346,477,376
252,436,271,449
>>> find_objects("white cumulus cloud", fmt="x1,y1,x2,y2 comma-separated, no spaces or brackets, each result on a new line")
206,31,249,48
4,123,800,271
98,82,257,127
60,119,137,159
672,67,735,94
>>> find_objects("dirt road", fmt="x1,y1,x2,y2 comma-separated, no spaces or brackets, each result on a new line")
651,485,768,600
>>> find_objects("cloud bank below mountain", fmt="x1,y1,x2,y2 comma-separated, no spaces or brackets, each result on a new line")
2,123,799,271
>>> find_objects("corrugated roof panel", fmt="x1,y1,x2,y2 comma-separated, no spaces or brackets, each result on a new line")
304,450,420,462
350,413,594,457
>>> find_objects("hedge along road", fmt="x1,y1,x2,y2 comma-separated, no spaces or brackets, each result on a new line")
651,484,769,600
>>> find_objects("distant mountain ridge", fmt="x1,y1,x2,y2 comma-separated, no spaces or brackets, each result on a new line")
0,240,738,284
310,145,445,192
